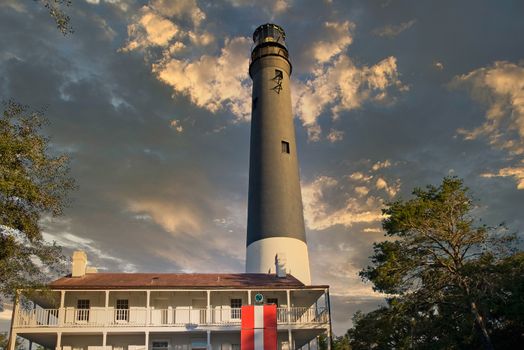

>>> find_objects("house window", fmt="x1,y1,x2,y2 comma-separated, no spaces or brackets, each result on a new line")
152,341,169,350
281,140,290,154
76,299,90,321
267,298,279,306
191,340,208,350
275,69,283,80
230,298,242,319
116,299,129,321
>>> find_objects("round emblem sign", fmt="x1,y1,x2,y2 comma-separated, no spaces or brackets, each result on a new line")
254,293,264,304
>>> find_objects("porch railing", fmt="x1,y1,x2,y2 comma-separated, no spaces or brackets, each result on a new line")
14,306,328,328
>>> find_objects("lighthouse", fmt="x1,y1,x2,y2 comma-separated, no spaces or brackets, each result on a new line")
246,24,311,285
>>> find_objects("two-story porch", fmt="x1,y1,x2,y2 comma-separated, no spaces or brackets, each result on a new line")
10,273,331,350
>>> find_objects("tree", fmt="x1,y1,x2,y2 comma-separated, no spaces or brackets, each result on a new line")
0,332,23,349
332,334,352,350
35,0,74,35
358,177,518,350
0,100,75,307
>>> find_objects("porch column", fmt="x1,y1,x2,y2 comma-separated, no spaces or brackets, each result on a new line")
56,332,62,350
7,332,17,350
325,288,332,350
286,289,291,324
287,329,292,350
103,331,107,347
146,290,151,326
105,290,110,326
59,290,65,326
29,341,33,350
145,331,149,349
206,290,211,324
8,290,20,350
248,290,252,305
206,330,211,350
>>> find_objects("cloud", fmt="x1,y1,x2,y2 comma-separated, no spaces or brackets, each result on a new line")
481,162,524,190
434,61,444,70
302,176,383,231
85,0,130,12
363,227,382,233
150,0,206,25
349,172,373,182
0,306,11,320
375,177,400,197
372,19,417,38
124,15,405,134
41,218,138,273
327,129,344,143
371,159,392,171
295,39,406,140
127,199,203,235
453,61,524,156
123,6,181,50
152,37,252,121
354,186,370,197
170,119,183,132
122,1,251,121
311,21,354,63
302,160,401,230
453,61,524,189
226,0,291,15
122,0,210,51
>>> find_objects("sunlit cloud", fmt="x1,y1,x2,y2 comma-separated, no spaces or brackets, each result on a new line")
481,162,524,190
127,199,202,235
170,119,183,132
327,129,344,143
123,7,181,50
372,19,417,38
453,61,524,189
226,0,291,15
453,61,524,156
302,160,400,231
152,37,252,121
310,21,354,63
295,36,407,141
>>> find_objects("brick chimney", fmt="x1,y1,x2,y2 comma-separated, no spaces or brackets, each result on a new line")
72,251,87,277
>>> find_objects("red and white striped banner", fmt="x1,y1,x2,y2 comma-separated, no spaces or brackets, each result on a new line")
241,305,277,350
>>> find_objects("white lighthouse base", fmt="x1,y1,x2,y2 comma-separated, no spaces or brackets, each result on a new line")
246,237,311,285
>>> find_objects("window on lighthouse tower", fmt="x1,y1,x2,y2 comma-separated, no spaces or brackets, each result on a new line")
281,140,290,154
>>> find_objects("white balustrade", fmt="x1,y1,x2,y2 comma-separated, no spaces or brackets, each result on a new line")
14,306,327,328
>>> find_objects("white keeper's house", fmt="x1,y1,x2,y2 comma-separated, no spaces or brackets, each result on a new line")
9,252,331,350
8,23,332,350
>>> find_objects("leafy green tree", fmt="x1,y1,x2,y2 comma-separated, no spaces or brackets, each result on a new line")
35,0,73,35
359,177,517,350
318,334,328,350
0,332,23,349
332,334,352,350
0,100,75,307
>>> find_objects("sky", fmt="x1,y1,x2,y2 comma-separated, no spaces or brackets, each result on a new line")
1,0,524,336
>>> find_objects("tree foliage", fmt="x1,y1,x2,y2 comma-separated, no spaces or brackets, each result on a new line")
35,0,73,35
0,101,75,306
351,177,522,349
0,332,23,349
